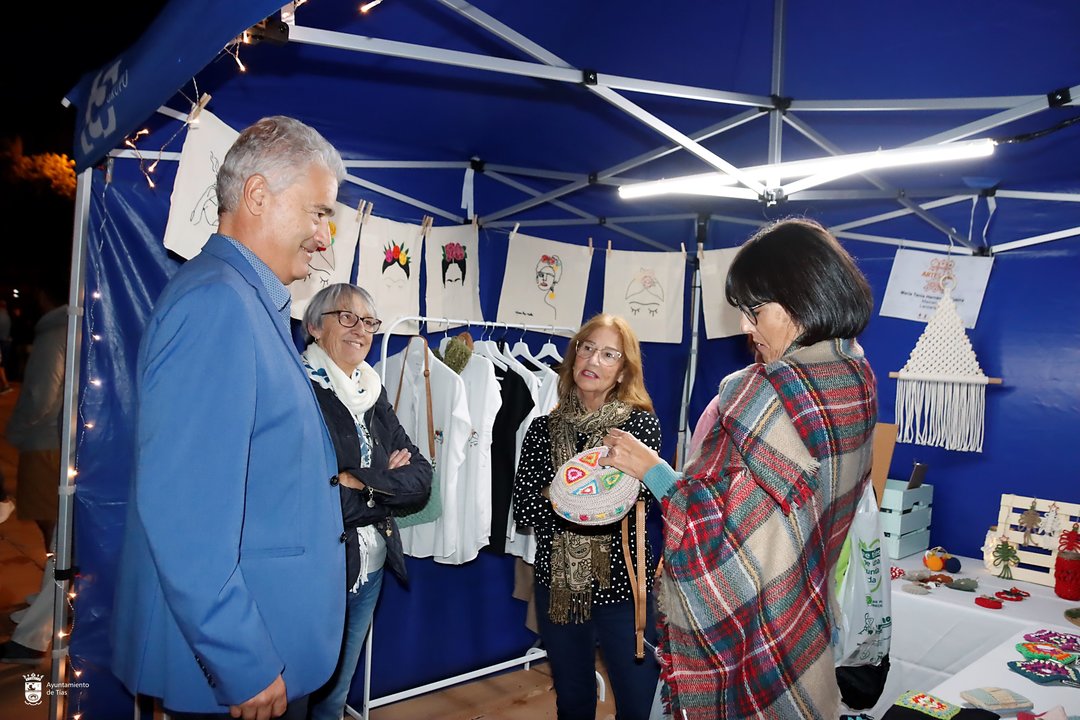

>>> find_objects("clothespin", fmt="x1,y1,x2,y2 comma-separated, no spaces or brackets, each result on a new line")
606,239,612,257
510,222,520,241
472,215,479,228
680,242,686,257
420,215,434,238
187,93,212,125
588,237,594,256
355,200,366,223
362,201,374,224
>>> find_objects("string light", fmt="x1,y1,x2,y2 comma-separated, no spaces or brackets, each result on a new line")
360,0,384,13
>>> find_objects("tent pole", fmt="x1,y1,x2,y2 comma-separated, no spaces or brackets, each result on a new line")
768,0,786,169
675,217,706,471
49,166,92,720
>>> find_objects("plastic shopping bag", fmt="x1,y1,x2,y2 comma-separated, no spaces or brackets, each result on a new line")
835,481,892,667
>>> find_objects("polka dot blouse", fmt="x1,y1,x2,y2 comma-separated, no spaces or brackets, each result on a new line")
512,409,663,605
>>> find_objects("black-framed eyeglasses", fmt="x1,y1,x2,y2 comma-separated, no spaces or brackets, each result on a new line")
322,310,382,332
575,340,623,366
738,301,769,326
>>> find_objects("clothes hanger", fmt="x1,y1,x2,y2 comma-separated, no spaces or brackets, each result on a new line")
472,323,507,370
510,326,540,363
534,326,564,364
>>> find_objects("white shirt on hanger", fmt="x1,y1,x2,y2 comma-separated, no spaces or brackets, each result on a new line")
377,339,471,563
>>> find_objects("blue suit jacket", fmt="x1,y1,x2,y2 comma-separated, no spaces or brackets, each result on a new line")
111,235,345,712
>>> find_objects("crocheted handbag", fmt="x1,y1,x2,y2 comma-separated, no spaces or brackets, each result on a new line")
549,446,640,526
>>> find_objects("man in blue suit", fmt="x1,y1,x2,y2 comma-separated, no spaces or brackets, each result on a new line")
112,116,347,720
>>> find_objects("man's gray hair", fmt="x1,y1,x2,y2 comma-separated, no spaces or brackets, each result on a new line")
302,283,378,342
216,116,346,214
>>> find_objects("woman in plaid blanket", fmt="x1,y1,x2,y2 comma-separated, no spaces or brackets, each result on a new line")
602,219,877,719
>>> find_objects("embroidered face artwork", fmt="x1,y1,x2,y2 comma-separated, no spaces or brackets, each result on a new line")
536,254,563,313
306,218,337,287
441,242,467,287
382,240,411,289
625,267,665,317
190,150,221,228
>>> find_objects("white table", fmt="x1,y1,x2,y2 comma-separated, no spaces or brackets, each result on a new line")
869,554,1077,718
930,628,1080,713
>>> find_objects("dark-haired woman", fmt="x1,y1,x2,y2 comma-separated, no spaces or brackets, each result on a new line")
602,219,878,719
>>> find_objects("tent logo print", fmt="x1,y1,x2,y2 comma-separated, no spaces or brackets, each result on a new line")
24,673,44,705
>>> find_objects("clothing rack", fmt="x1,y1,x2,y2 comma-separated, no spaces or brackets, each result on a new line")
361,314,593,719
377,315,577,379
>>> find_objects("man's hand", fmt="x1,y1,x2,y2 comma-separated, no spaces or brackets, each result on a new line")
230,674,287,720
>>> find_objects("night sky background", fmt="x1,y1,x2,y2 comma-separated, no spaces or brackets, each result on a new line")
0,2,168,331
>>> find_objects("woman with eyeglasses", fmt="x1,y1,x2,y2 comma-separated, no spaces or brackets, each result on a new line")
512,312,661,720
300,283,433,720
601,219,878,720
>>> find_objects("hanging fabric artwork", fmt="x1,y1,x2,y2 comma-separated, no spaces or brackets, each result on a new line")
698,247,743,339
288,205,362,320
496,231,592,335
893,285,999,453
357,215,423,334
425,223,484,332
601,247,686,343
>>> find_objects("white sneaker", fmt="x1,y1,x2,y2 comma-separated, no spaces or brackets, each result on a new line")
0,500,14,524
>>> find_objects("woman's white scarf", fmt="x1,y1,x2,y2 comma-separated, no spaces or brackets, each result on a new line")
302,341,385,589
302,341,381,422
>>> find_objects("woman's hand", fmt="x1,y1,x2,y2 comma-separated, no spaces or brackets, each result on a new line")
387,448,412,469
600,428,663,480
337,471,366,490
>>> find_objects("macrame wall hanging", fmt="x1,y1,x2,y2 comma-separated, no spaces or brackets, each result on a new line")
890,283,1002,452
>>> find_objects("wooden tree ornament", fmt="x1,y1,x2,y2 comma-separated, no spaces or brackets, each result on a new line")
890,284,1002,452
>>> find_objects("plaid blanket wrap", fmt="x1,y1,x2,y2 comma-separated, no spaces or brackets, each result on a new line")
659,338,876,719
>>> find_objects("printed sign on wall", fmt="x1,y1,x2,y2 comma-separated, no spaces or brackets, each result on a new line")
880,249,994,328
601,249,686,343
357,215,423,335
497,232,592,335
162,110,238,259
699,247,743,339
425,224,484,332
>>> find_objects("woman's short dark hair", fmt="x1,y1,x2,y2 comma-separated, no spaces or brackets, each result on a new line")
725,218,873,346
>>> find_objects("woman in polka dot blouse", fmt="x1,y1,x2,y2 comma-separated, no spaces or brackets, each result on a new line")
512,312,662,720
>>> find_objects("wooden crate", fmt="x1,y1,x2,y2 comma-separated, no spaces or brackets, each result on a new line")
983,494,1080,586
880,479,933,559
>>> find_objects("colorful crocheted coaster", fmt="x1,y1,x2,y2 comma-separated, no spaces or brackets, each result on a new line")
1024,629,1080,652
903,582,930,595
1016,642,1077,664
1007,659,1080,686
995,589,1025,602
975,595,1002,609
549,446,641,526
890,565,906,580
894,691,960,719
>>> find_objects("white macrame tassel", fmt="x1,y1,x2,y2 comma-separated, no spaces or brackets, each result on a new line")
896,378,985,453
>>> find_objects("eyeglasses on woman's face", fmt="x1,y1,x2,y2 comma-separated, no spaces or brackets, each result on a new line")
737,301,769,326
575,340,623,366
321,310,382,333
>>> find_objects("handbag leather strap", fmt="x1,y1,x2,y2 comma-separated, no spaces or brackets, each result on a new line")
620,498,647,659
394,338,436,462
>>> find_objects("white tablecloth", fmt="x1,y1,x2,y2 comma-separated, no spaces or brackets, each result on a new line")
928,628,1080,714
868,554,1077,718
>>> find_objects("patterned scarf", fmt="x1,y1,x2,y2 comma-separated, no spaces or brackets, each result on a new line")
659,338,876,719
546,392,632,623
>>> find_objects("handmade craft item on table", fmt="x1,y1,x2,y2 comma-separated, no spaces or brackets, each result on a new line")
1024,629,1080,653
958,687,1033,714
986,494,1080,587
549,446,641,526
1015,642,1077,664
1007,658,1080,687
890,284,1001,453
1056,522,1080,600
